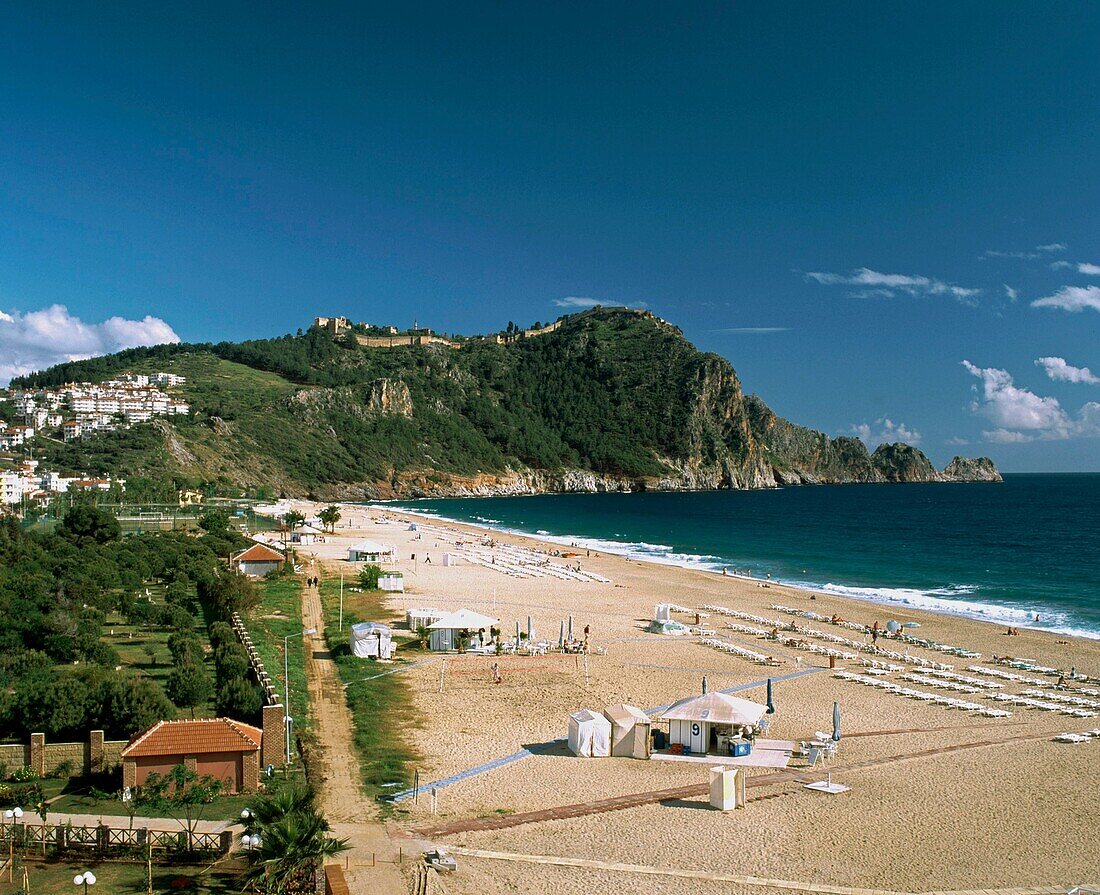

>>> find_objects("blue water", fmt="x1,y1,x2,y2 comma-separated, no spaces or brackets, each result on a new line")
382,474,1100,639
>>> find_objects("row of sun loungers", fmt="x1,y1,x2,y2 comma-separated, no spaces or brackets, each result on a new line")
900,673,983,694
982,692,1096,717
968,665,1057,687
833,671,1012,717
923,668,1003,688
769,603,982,659
1021,689,1100,709
1053,729,1100,744
700,637,779,664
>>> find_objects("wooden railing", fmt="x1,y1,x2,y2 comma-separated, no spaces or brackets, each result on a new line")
0,822,231,859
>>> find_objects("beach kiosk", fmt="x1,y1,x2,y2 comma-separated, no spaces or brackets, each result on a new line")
568,709,612,758
349,622,395,659
603,704,652,759
660,692,767,756
290,524,324,546
347,540,395,563
427,608,499,651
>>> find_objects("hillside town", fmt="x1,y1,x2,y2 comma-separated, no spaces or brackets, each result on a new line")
0,371,190,449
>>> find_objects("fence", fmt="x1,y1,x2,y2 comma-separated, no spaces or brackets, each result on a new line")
0,822,231,860
0,731,126,779
230,612,288,769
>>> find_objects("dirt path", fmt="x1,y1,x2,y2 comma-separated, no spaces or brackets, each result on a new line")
300,567,410,894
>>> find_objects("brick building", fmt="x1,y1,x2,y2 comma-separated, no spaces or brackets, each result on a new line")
121,718,263,793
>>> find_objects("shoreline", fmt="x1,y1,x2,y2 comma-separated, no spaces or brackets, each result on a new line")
363,500,1100,644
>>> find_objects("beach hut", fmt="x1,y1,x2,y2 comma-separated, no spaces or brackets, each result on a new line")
442,552,459,566
378,572,404,592
567,709,612,758
661,692,767,756
603,704,652,759
406,607,446,630
347,540,396,563
349,622,394,659
654,603,672,622
427,608,499,651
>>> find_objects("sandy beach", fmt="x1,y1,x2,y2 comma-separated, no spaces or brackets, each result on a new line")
274,499,1100,893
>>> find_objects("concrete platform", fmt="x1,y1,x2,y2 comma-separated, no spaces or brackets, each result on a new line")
652,738,794,769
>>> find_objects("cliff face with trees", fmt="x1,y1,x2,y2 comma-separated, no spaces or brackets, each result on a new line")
14,308,1000,499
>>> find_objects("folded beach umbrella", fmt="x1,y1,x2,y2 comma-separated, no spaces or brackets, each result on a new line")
559,619,564,648
832,701,841,742
568,615,574,640
766,678,775,714
528,615,534,641
515,620,520,642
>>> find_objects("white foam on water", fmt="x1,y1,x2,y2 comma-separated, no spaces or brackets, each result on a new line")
378,502,1100,641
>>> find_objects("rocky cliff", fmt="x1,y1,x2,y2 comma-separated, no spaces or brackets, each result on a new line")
17,307,1001,497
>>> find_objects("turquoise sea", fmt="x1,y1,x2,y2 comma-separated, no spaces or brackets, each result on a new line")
383,474,1100,639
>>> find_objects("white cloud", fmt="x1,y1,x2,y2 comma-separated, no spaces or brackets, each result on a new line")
851,417,922,449
1003,284,1018,301
982,243,1067,260
1031,285,1100,313
961,359,1100,443
553,296,601,308
945,436,970,446
806,268,980,305
0,304,180,385
1035,356,1100,385
1078,262,1100,276
711,327,790,334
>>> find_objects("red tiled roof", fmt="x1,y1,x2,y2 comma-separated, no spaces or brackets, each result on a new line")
232,543,285,563
122,718,263,758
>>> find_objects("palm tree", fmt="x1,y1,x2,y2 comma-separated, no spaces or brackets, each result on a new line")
283,511,306,531
244,809,348,894
243,784,315,833
317,505,341,533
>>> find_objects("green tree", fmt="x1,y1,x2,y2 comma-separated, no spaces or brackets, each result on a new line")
134,765,224,851
166,657,213,718
357,564,382,590
244,803,348,894
198,509,231,533
216,677,262,721
317,505,341,533
60,506,121,544
282,511,305,531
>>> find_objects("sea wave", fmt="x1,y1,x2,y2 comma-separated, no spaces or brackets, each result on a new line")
380,502,1100,641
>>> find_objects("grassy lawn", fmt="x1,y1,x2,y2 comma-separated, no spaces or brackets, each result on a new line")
46,768,307,822
0,859,241,895
316,573,421,801
101,597,218,719
243,577,312,742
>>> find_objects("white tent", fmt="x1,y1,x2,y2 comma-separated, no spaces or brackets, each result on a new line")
654,603,672,621
568,709,612,758
347,540,396,562
349,622,394,659
407,607,446,630
661,691,767,755
427,608,499,651
603,704,651,759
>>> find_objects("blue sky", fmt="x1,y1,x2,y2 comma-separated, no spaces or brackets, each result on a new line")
1,2,1098,470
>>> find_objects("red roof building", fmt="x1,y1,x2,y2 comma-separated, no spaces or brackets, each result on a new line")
231,543,286,577
121,718,263,793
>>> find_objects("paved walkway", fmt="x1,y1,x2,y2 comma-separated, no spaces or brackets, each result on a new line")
29,811,232,834
390,665,828,802
445,847,1088,895
413,727,1056,837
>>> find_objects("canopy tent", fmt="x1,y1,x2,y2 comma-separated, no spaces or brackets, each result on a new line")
349,622,394,659
603,704,651,759
347,540,396,563
661,691,768,756
568,709,611,758
427,608,499,651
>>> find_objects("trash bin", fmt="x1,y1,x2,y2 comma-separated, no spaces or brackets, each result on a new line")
651,728,666,750
729,738,751,757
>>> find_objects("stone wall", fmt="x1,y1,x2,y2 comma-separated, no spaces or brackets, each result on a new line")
230,611,288,768
0,731,127,777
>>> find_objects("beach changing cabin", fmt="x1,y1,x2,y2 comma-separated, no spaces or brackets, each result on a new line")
406,607,446,631
660,692,767,755
568,709,612,758
378,571,404,592
349,622,395,659
347,540,395,563
427,608,498,651
603,704,652,759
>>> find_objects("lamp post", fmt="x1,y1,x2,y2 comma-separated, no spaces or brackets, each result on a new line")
4,808,23,882
283,627,317,764
73,871,96,895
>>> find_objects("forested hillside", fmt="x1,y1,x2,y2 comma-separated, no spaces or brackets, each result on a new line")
13,308,1000,498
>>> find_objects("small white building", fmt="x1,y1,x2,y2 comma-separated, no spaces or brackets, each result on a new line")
378,572,404,592
406,607,446,631
347,540,396,563
660,692,767,756
349,622,395,659
427,608,498,651
567,709,612,758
